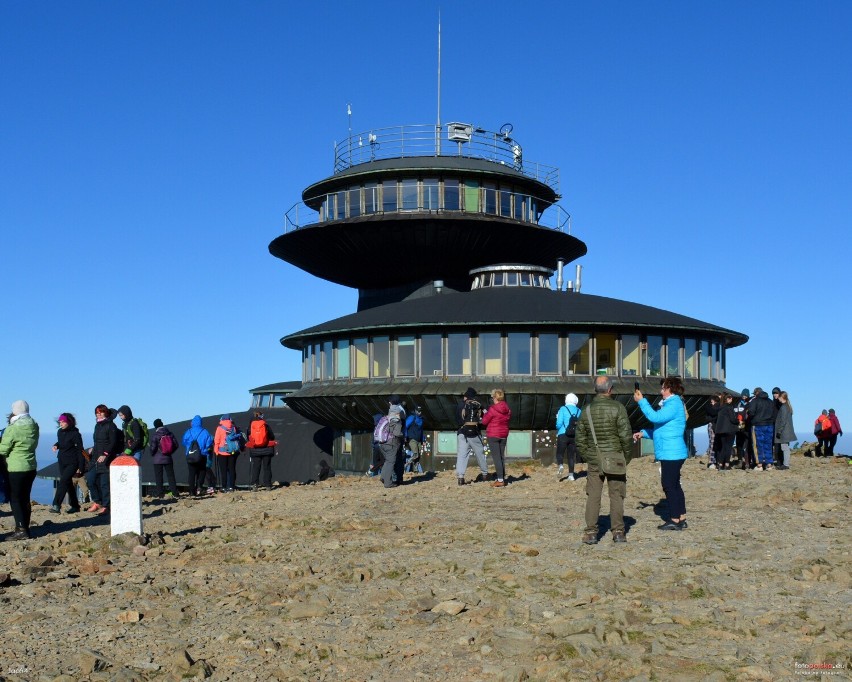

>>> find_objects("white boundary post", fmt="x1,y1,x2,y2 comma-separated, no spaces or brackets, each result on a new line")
109,455,143,536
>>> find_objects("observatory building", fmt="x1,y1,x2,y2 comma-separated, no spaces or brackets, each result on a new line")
269,123,748,472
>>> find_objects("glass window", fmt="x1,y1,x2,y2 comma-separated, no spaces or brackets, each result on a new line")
353,338,368,378
494,272,504,286
421,334,442,376
666,337,681,377
537,333,559,374
348,187,361,217
335,191,345,220
621,334,640,376
311,343,321,381
400,179,417,211
713,343,721,380
372,336,390,377
513,193,525,220
463,180,480,212
700,340,711,379
520,273,532,286
477,333,502,375
507,333,531,375
506,272,518,286
423,179,439,210
335,340,350,378
342,432,352,454
720,346,726,382
499,188,511,216
381,181,397,213
303,347,311,382
397,336,415,376
443,180,459,210
364,183,378,214
322,341,333,380
483,183,497,214
568,333,591,375
595,333,617,375
529,197,539,222
646,336,663,377
272,394,287,407
684,338,698,379
447,333,470,375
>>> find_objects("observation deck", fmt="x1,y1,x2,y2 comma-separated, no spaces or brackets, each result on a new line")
269,123,584,292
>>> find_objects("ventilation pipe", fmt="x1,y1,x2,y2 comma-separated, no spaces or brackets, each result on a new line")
567,280,574,292
555,259,564,292
434,279,444,294
575,264,582,293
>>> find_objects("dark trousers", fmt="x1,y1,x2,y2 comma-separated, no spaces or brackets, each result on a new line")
371,443,385,471
250,455,273,488
584,466,626,534
204,464,217,488
660,459,686,520
490,437,507,480
88,468,110,508
8,470,36,531
53,461,81,509
217,454,237,489
827,434,838,456
188,460,207,495
736,429,754,467
716,433,734,468
556,435,577,472
154,461,178,496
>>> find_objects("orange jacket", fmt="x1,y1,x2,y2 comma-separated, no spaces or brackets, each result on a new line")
214,419,236,456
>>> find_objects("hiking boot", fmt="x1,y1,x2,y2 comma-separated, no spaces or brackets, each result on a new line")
11,526,30,541
582,531,598,545
557,464,564,476
491,480,506,487
677,520,689,530
66,506,80,514
457,477,466,486
49,504,61,514
657,521,681,531
87,503,102,513
612,530,627,543
567,473,576,481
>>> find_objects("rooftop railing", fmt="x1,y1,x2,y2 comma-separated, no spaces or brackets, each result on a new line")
332,123,560,193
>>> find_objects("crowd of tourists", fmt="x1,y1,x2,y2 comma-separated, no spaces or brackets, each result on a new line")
0,386,844,543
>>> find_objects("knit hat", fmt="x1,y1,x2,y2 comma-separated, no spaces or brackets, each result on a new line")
565,393,579,406
57,414,69,424
221,414,231,421
741,389,750,398
771,387,781,395
463,387,477,400
153,418,164,428
414,405,422,413
387,394,401,405
11,400,29,416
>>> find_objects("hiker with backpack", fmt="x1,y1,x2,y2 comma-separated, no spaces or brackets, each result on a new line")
555,393,582,481
378,400,406,488
366,412,385,477
118,405,148,461
214,414,244,492
149,418,180,499
456,387,489,486
404,405,425,473
246,411,276,490
182,415,214,497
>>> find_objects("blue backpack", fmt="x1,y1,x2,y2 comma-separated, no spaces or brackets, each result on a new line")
224,426,243,454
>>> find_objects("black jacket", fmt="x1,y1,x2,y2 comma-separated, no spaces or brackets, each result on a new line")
705,402,720,424
746,395,776,426
54,427,86,471
715,405,739,435
92,418,122,473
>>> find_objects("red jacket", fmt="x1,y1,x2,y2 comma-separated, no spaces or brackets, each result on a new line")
482,400,511,439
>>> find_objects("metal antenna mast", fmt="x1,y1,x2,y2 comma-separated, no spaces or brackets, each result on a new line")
436,10,441,156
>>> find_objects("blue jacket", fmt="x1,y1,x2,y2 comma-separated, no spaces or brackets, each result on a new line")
639,395,687,461
556,404,581,436
182,416,214,462
405,414,424,442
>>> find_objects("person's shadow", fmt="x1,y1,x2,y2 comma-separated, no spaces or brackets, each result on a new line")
637,498,670,523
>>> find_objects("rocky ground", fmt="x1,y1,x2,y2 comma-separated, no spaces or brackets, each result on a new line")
0,446,850,682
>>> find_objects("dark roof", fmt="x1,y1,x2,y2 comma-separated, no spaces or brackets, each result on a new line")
281,286,748,348
269,214,585,289
249,381,301,393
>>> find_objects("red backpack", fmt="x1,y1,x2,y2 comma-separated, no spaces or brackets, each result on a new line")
249,419,270,448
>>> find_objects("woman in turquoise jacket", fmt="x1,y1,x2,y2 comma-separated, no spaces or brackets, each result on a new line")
633,377,688,531
0,400,39,540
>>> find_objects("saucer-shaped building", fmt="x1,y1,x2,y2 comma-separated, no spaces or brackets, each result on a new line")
270,123,748,471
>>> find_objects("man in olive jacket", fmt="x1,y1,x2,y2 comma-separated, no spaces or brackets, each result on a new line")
575,376,634,544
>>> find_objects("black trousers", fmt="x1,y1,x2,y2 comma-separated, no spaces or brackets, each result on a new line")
53,461,81,509
490,437,507,480
660,459,686,520
8,470,36,531
154,461,179,496
716,433,734,467
188,460,207,495
217,454,238,489
250,455,273,487
556,435,577,472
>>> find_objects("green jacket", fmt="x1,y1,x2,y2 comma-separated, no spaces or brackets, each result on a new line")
575,394,633,469
0,415,39,472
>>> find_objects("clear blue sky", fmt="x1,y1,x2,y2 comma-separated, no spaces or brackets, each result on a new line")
1,1,849,446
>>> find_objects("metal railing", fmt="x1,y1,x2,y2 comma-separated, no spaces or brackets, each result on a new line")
282,192,572,235
333,123,560,192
